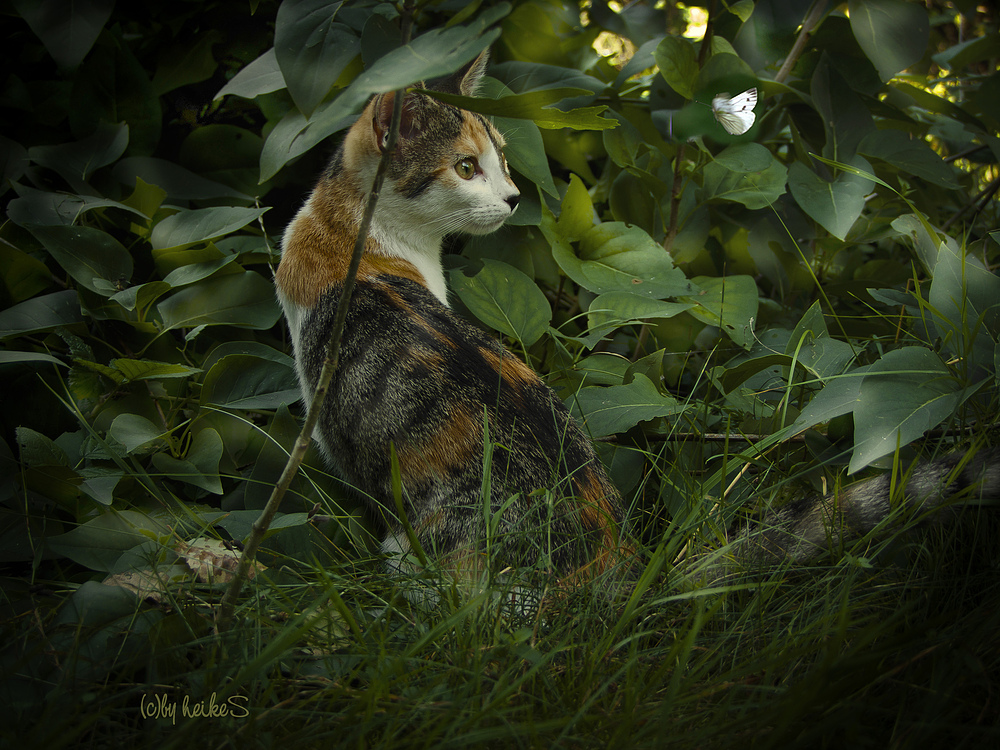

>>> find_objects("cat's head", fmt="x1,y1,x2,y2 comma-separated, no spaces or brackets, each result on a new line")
343,50,520,238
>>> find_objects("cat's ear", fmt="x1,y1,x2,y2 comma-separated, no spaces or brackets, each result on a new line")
436,49,490,97
372,91,425,151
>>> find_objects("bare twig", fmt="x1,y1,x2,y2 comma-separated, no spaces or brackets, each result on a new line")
218,1,417,630
775,0,828,84
942,175,1000,231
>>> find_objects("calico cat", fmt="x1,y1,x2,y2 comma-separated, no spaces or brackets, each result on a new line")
276,51,999,593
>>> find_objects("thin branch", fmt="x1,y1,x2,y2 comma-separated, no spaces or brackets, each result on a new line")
217,1,417,630
942,175,1000,231
774,0,828,85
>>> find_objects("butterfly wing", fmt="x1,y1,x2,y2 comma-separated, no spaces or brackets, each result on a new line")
712,88,757,135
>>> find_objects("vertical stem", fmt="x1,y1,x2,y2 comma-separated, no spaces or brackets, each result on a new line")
775,0,827,84
217,0,417,630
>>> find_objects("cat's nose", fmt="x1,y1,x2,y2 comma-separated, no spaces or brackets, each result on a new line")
505,194,520,212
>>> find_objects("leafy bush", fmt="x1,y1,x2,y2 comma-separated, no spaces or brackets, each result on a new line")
2,0,999,747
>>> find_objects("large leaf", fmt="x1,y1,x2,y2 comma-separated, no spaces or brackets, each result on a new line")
0,290,82,339
450,260,551,347
151,429,225,494
858,130,960,189
260,4,508,180
423,87,617,130
811,58,876,161
680,275,759,348
47,510,169,572
789,370,867,435
654,36,698,99
215,48,285,100
587,293,693,338
150,206,269,250
108,414,167,454
202,354,301,409
928,241,1000,370
157,272,282,331
849,347,963,473
114,157,251,201
70,34,161,155
27,121,129,186
30,225,133,295
274,0,358,117
14,0,113,71
788,157,874,240
571,373,685,438
547,219,695,299
701,152,787,209
849,0,929,82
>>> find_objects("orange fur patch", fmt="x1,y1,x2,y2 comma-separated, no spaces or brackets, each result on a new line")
276,181,429,309
479,347,537,390
457,116,492,158
396,406,483,484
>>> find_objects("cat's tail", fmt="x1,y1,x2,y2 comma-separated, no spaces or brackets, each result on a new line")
728,447,1000,568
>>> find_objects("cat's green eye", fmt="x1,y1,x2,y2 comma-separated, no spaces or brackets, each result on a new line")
455,158,476,180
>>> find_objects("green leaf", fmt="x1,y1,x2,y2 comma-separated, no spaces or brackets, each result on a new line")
849,0,929,82
114,157,252,201
27,121,129,185
47,510,168,572
450,260,551,347
811,60,875,161
15,426,69,467
30,224,133,296
929,241,1000,369
695,53,756,94
858,130,960,189
161,255,241,287
423,87,617,130
788,156,874,240
110,281,172,314
654,36,698,99
7,185,149,229
850,347,962,473
14,0,113,71
151,31,223,96
157,272,282,331
275,0,358,117
571,373,685,438
150,206,268,250
110,359,201,382
587,292,694,337
786,301,857,379
680,275,759,348
151,429,224,494
701,152,787,209
712,143,774,174
933,33,1000,72
201,354,301,409
259,5,508,180
547,219,695,299
0,244,51,303
108,414,165,454
494,115,557,198
215,49,285,100
557,173,595,242
0,351,67,367
790,371,866,435
0,290,82,339
70,35,161,155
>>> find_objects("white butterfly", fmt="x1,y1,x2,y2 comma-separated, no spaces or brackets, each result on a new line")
711,88,757,135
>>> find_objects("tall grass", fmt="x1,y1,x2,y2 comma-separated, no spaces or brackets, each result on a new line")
5,459,998,749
